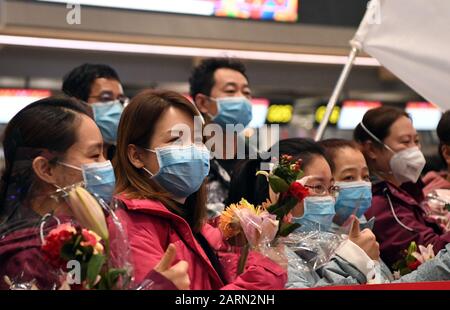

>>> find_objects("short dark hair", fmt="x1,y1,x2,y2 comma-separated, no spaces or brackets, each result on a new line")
437,110,450,162
353,106,409,147
437,110,450,145
0,96,91,220
189,58,248,99
319,139,360,173
62,63,121,102
227,138,331,206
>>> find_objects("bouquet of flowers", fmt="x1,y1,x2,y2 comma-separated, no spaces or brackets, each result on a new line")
26,184,131,290
257,154,309,236
422,189,450,232
40,186,130,289
218,154,309,274
392,241,435,278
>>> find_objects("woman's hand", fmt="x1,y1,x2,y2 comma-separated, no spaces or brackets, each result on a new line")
154,244,190,290
348,216,380,261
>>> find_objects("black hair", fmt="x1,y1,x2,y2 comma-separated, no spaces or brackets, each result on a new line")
226,138,331,206
319,139,360,173
353,106,409,147
0,96,91,218
437,110,450,162
62,63,121,102
189,58,248,99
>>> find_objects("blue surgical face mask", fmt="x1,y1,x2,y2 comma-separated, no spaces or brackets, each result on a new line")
143,144,210,199
58,160,116,203
91,100,124,145
333,181,372,225
293,195,336,232
210,96,253,129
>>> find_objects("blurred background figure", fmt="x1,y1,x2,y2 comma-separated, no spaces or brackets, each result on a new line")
62,63,128,160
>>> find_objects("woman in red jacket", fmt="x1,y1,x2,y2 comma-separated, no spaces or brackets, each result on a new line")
113,89,286,290
354,106,450,269
0,96,188,290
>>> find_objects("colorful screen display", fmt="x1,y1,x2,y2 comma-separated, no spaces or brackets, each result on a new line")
38,0,298,22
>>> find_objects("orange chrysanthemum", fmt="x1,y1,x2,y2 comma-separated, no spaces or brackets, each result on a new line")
219,198,260,239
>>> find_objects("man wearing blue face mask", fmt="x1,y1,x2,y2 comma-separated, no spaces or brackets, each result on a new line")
62,63,128,160
189,58,254,217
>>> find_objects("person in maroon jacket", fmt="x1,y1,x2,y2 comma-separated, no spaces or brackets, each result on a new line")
423,110,450,195
0,96,188,290
353,106,450,270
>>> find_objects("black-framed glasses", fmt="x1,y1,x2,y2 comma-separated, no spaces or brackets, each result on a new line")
89,92,129,105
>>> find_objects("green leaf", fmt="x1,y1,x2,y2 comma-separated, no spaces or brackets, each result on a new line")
268,175,290,193
278,222,301,237
267,196,298,221
266,202,280,213
295,170,304,180
407,241,417,255
106,268,128,289
86,254,106,288
60,243,76,261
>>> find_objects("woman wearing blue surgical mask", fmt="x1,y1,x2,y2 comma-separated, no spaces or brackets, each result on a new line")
319,139,374,229
228,138,386,288
320,139,450,284
0,96,191,290
354,106,450,270
113,89,286,290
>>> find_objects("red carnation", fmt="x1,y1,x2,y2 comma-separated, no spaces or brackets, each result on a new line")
288,181,309,201
41,223,77,267
407,259,421,271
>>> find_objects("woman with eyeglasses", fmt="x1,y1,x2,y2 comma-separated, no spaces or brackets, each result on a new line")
319,139,374,230
227,138,382,288
320,138,450,283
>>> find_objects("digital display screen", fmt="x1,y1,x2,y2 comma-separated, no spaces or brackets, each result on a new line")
406,102,442,131
38,0,298,22
337,100,382,130
266,103,293,124
249,98,269,128
0,89,52,123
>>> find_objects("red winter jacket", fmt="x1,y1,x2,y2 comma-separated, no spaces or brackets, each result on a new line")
365,181,450,269
114,194,287,290
0,219,176,290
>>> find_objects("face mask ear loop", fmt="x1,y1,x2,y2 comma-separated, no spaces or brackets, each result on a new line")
384,188,415,232
205,96,218,120
142,167,154,178
40,213,61,244
360,121,395,154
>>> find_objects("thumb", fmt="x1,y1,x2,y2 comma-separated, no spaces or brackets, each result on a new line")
349,215,361,238
155,243,177,272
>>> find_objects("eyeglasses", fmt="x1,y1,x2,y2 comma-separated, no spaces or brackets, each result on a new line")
89,93,129,105
304,184,340,197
